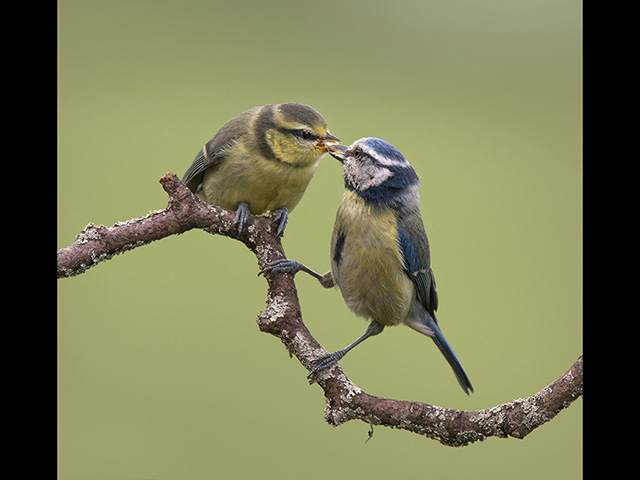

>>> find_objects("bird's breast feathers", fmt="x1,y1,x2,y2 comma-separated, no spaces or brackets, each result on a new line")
199,144,318,214
331,190,413,325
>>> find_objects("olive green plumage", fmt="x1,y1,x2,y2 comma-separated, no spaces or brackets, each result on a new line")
182,103,339,235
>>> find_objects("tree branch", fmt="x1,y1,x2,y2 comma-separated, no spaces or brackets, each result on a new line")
57,173,583,445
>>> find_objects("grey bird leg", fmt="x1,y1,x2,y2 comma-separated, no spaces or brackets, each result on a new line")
307,320,384,378
234,202,250,233
259,259,334,288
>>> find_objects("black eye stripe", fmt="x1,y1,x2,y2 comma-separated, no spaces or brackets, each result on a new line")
350,146,368,160
297,130,315,140
279,127,318,141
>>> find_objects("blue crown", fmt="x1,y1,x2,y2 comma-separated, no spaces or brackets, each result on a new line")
359,138,407,163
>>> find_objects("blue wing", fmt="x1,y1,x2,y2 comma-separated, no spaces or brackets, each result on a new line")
397,210,473,394
396,212,438,315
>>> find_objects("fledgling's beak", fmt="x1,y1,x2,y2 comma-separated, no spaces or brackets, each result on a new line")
314,131,341,151
324,132,341,143
326,143,348,163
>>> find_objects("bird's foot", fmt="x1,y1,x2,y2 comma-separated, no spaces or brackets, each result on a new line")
234,202,250,233
258,258,305,277
307,350,346,378
271,207,289,236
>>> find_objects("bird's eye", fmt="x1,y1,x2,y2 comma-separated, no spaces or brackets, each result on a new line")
352,146,364,159
294,129,314,141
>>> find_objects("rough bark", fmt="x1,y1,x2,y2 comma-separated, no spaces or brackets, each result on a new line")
57,173,583,446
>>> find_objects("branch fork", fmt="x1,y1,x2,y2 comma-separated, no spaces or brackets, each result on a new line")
57,173,583,446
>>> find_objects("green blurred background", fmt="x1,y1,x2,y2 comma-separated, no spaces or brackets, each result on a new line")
58,0,582,478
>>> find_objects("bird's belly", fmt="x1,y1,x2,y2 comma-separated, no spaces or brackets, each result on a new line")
332,195,414,326
201,159,316,214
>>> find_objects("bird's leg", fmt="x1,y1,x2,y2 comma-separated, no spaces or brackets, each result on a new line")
260,259,320,278
234,202,251,233
259,259,334,288
271,207,289,236
308,321,384,378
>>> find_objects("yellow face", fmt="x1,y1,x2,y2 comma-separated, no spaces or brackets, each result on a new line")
264,103,340,167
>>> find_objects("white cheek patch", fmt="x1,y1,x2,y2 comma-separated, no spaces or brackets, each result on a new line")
345,157,393,190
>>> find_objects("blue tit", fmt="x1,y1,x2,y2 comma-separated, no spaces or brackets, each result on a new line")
262,137,473,394
182,103,340,236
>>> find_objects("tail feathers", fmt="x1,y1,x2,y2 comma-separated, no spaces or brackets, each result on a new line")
427,316,474,395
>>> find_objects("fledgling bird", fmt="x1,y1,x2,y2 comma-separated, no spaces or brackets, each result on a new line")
262,137,473,394
182,103,340,236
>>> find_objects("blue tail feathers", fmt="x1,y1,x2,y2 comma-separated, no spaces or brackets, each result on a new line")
427,316,474,395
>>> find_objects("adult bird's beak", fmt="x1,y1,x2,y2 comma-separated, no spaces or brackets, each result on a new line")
325,143,348,163
314,132,341,151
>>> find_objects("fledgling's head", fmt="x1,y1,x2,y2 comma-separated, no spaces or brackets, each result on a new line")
328,137,420,207
255,103,340,167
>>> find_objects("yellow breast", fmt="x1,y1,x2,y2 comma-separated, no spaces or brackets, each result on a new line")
199,145,319,215
331,190,414,326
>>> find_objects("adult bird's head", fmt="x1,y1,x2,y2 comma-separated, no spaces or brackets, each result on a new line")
327,137,420,208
